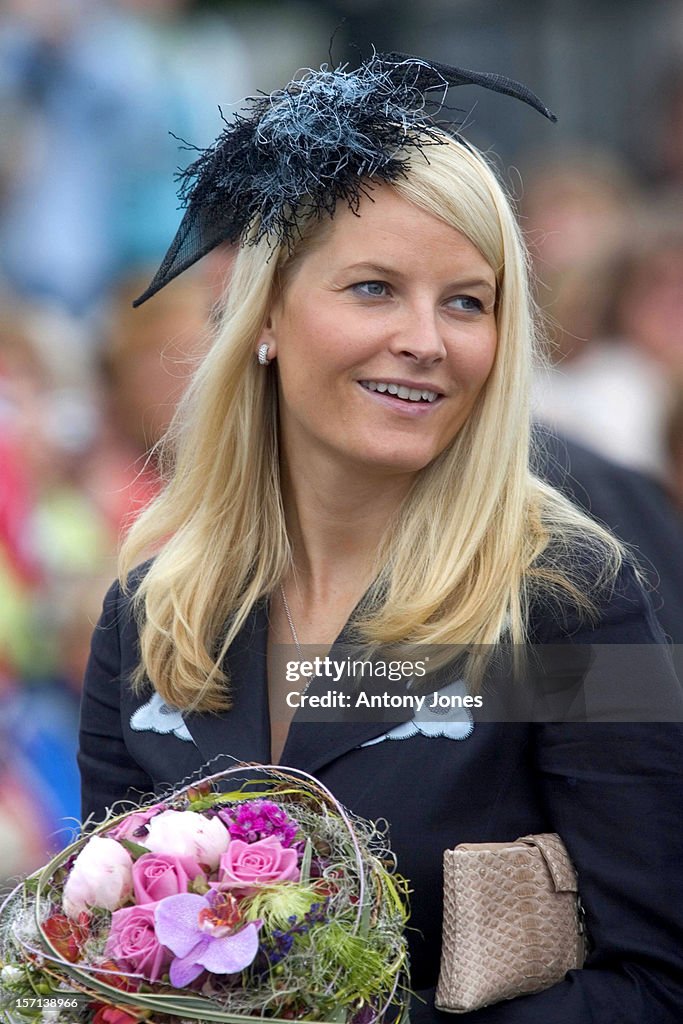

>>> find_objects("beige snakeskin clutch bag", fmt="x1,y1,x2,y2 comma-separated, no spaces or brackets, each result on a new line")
435,833,586,1013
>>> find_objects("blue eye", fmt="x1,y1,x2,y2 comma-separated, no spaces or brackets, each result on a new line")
449,295,484,312
353,281,388,297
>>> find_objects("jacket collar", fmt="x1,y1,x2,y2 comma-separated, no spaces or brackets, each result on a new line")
183,601,417,775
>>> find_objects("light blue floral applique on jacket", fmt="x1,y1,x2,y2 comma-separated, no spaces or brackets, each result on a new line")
361,679,474,746
130,692,195,743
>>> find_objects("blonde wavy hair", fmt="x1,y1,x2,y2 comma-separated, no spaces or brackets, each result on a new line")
120,132,622,712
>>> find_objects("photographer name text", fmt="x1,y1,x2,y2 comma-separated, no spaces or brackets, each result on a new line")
285,689,483,711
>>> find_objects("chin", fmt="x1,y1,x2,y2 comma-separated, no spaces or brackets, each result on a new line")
358,447,440,476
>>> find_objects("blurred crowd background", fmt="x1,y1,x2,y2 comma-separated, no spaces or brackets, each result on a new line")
1,0,683,884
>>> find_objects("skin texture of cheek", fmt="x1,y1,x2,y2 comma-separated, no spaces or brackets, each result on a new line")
275,338,496,478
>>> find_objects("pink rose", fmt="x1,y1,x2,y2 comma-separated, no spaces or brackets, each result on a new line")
63,837,133,919
132,853,203,904
143,811,230,868
217,836,300,892
107,805,165,842
105,904,172,982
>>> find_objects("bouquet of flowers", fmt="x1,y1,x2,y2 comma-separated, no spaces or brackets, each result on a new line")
0,765,410,1024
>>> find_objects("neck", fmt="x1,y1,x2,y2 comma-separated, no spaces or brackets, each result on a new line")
280,448,414,605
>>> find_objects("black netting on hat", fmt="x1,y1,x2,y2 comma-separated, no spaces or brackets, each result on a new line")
133,53,556,306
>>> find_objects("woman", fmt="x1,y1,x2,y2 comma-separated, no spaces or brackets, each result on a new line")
79,55,683,1022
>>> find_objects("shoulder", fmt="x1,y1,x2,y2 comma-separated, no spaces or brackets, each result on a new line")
93,560,153,657
534,428,683,643
527,554,666,645
104,559,153,612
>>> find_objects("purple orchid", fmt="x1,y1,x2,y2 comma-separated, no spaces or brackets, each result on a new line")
154,890,261,987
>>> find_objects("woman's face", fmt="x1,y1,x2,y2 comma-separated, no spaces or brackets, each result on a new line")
260,185,498,480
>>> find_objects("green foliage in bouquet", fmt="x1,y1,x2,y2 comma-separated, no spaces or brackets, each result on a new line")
0,766,410,1024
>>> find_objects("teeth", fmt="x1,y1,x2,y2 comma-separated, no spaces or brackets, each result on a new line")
360,381,439,403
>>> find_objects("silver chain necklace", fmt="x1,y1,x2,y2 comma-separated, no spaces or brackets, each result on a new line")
279,583,303,658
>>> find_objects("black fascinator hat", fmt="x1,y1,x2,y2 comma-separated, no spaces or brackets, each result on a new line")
133,52,556,307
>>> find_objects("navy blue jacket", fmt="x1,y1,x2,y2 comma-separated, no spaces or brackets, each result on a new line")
79,565,683,1023
535,429,683,645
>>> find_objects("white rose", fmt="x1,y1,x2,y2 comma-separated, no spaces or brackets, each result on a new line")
62,836,133,919
142,810,230,868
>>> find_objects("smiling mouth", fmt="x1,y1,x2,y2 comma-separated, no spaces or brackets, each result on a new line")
359,380,441,403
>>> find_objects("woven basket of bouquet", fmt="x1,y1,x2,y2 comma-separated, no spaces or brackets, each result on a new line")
0,764,410,1024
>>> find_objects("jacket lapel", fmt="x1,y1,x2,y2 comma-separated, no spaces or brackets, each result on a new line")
280,640,420,775
184,602,271,767
184,601,422,777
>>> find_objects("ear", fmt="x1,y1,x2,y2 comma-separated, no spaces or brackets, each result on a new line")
256,314,277,361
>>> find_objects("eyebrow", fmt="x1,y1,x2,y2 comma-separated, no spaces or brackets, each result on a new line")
343,263,496,296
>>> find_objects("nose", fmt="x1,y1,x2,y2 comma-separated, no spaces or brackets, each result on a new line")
387,300,448,365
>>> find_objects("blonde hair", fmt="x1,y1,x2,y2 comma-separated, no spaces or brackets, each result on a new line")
120,132,622,711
